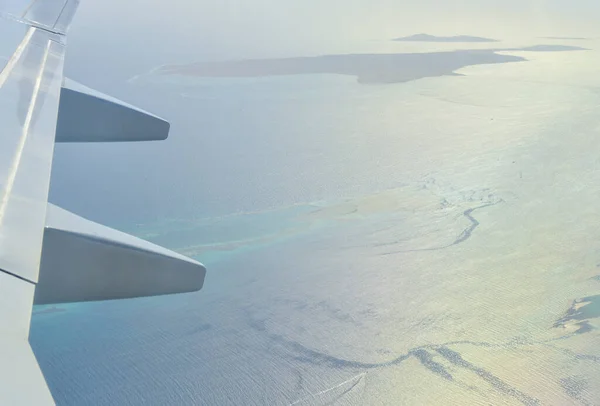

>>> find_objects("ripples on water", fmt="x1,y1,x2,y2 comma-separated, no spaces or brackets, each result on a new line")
35,41,600,405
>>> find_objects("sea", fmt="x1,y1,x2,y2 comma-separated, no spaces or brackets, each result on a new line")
31,38,600,405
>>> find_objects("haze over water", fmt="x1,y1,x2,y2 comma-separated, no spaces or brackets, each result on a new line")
31,1,600,404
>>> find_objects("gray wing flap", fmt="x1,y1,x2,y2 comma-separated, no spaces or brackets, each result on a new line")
35,204,206,304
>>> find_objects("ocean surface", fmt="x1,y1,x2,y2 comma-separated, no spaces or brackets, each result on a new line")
33,38,600,405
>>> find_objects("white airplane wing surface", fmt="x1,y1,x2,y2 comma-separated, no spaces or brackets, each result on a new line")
0,1,206,404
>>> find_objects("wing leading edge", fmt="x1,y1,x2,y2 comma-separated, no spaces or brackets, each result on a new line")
0,1,206,404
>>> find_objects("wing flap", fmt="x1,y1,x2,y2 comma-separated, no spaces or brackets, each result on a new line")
34,204,206,304
56,78,170,142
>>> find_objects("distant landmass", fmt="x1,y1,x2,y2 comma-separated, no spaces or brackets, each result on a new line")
393,33,498,43
159,51,523,85
543,36,589,40
158,44,586,85
519,45,588,52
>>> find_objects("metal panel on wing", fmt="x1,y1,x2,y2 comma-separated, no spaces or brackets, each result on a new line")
12,0,80,35
0,26,64,283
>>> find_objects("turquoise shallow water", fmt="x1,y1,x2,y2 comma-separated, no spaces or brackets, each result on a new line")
31,183,600,404
31,201,379,405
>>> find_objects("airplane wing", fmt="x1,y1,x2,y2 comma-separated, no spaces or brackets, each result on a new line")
0,1,206,404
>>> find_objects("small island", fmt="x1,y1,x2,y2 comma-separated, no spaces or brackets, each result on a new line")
520,45,588,52
393,33,498,43
542,36,589,40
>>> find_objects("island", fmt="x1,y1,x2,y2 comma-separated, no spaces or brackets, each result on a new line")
543,36,589,40
520,45,588,52
159,50,524,85
393,33,498,43
158,45,586,85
